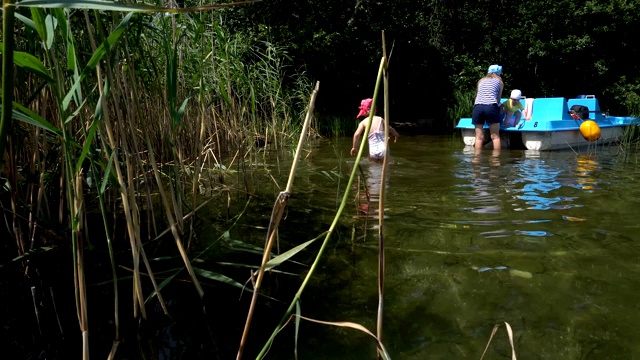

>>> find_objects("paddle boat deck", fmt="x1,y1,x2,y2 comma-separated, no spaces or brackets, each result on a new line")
456,96,638,150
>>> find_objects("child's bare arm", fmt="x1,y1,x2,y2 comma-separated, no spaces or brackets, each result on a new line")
389,127,400,142
351,121,366,155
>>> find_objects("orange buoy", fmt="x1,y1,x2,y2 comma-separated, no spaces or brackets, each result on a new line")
579,120,601,141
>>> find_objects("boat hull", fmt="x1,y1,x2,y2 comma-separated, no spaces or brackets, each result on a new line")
461,127,625,151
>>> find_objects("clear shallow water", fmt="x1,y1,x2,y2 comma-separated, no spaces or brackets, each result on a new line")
208,135,640,359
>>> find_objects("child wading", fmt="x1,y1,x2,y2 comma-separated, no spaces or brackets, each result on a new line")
350,98,399,161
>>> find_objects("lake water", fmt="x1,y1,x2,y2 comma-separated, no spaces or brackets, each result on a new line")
207,135,640,359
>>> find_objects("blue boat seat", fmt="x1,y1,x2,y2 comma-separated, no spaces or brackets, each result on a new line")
525,97,570,121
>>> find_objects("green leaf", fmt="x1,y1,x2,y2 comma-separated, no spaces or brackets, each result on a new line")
2,102,62,136
144,269,180,304
192,267,244,289
0,44,54,84
44,14,56,50
191,267,281,302
0,246,54,269
52,8,77,73
216,262,297,276
100,150,117,194
94,76,109,122
265,236,319,271
64,97,87,124
74,119,99,175
62,11,134,111
29,7,47,42
295,300,301,360
224,237,267,255
173,96,191,127
14,12,37,31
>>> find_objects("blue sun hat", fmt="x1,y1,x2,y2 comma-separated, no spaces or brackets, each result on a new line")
488,64,503,76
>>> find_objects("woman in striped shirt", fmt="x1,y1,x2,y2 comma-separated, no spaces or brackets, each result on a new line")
472,65,504,150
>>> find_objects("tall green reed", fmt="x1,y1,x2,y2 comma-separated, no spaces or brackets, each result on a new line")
617,92,640,151
2,0,312,358
446,88,475,129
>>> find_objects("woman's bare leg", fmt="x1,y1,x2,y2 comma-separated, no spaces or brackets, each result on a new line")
489,122,501,150
474,124,485,149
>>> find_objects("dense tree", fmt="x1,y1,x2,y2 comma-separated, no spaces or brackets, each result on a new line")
222,0,640,130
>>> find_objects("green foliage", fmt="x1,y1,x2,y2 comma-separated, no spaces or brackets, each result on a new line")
446,89,475,128
221,0,640,129
2,1,315,358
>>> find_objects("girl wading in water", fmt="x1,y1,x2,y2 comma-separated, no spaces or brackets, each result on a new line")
350,98,399,161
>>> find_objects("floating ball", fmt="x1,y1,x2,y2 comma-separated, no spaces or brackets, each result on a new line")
579,120,601,142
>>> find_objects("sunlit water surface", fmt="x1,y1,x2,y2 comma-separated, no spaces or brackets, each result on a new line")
206,135,640,359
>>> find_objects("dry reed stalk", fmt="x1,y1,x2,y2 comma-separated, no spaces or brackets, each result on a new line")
30,286,41,335
117,39,176,319
74,172,89,360
90,37,147,321
188,88,208,250
144,131,205,299
376,31,390,344
0,0,15,167
7,141,25,256
27,127,40,250
480,322,517,360
236,81,320,360
256,59,386,360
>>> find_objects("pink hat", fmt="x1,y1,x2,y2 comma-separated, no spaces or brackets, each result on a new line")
357,98,373,118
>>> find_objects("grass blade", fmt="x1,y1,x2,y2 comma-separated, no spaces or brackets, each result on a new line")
192,267,244,290
0,246,54,269
13,12,37,31
62,11,134,111
264,234,324,271
296,315,392,360
3,102,62,136
0,43,54,83
294,300,301,360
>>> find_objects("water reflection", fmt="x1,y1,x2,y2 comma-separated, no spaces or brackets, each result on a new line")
573,154,599,191
455,148,603,215
249,137,640,359
457,146,503,214
355,159,389,219
513,155,566,210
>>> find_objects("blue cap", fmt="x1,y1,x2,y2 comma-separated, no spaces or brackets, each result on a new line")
488,64,502,75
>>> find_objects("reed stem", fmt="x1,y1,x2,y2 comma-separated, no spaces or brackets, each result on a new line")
377,30,390,345
256,59,387,359
236,81,320,360
0,0,15,171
